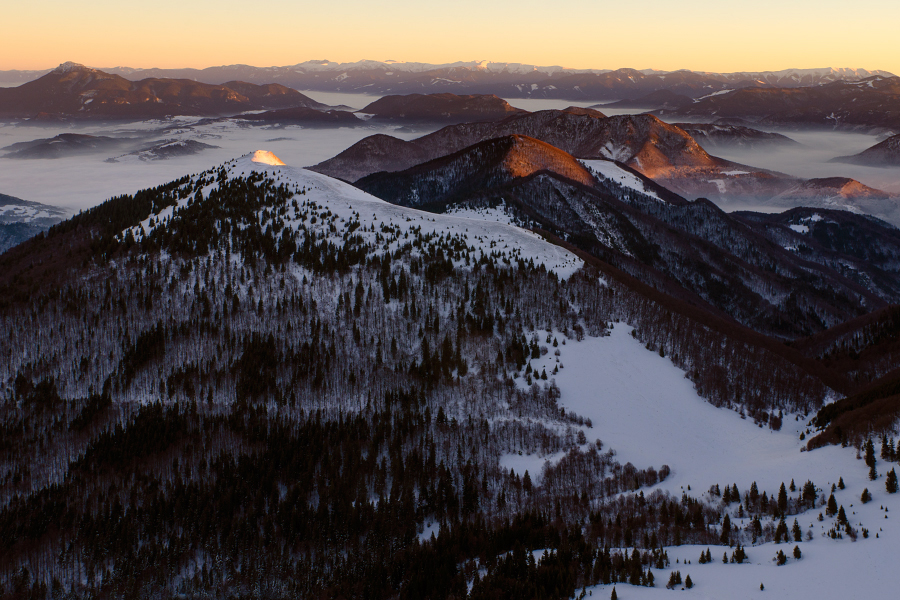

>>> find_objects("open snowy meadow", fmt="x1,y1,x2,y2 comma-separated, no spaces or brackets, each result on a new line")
497,324,900,599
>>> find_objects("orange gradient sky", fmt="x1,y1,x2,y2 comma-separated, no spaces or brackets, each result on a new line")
2,0,899,74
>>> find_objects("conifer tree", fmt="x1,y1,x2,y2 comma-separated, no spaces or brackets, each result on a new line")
838,505,848,525
522,470,532,493
838,477,845,490
777,482,788,515
774,516,788,543
861,488,872,504
685,575,693,589
793,545,802,559
886,468,899,494
792,518,802,542
826,493,838,516
720,513,731,544
865,437,876,468
610,586,617,600
776,550,787,565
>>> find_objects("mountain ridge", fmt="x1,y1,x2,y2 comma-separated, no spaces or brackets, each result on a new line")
0,62,329,119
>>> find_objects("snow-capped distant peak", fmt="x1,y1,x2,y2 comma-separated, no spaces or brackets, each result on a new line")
53,61,88,74
249,150,285,166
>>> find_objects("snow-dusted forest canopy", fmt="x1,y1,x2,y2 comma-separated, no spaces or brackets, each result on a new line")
0,157,895,599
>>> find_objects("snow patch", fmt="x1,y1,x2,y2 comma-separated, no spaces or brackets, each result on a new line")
581,160,661,201
708,179,727,194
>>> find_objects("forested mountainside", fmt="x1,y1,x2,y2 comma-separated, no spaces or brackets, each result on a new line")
355,136,900,339
0,153,841,599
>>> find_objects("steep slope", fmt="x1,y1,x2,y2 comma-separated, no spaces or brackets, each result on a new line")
832,133,900,166
358,93,527,123
0,62,324,119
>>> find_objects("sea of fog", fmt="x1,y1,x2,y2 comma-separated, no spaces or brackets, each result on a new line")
0,117,437,214
1,91,898,217
711,129,900,196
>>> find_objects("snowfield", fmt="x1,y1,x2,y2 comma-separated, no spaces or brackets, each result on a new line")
506,324,900,599
581,160,662,201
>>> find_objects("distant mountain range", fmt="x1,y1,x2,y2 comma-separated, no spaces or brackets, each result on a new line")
1,61,893,101
658,76,900,131
0,62,326,119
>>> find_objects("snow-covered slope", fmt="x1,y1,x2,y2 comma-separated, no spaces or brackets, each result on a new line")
123,150,584,278
0,194,69,226
504,323,900,599
581,159,662,201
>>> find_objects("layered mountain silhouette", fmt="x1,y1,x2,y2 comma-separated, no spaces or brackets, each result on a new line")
313,109,736,179
311,108,796,198
659,76,900,130
7,62,891,101
0,62,328,119
314,105,899,222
